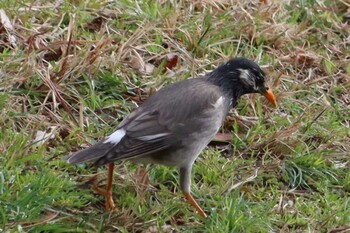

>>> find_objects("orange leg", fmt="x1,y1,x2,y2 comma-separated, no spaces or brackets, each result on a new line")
184,192,207,218
93,163,116,211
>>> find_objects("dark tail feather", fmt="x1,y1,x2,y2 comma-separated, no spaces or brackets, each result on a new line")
65,141,113,164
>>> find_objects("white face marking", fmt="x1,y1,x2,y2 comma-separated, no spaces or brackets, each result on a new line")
238,68,255,88
137,132,170,141
213,96,224,109
104,128,126,144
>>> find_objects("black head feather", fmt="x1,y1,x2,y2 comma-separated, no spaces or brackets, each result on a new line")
207,57,268,99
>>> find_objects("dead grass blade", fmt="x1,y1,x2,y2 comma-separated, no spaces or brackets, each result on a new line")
38,70,78,126
0,9,17,48
54,13,75,82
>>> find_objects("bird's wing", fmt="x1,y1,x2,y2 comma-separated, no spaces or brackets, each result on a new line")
93,107,179,165
66,78,226,166
66,107,177,165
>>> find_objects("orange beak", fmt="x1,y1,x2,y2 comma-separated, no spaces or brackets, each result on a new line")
263,88,277,107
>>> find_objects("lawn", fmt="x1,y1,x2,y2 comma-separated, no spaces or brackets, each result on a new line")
1,0,349,232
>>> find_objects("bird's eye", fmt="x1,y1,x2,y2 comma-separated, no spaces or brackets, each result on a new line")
251,69,264,82
257,73,265,82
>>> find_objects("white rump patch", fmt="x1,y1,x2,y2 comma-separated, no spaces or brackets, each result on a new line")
104,129,126,144
137,133,170,141
213,96,224,109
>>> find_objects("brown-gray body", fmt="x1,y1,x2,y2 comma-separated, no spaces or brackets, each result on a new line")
67,78,232,193
66,57,277,217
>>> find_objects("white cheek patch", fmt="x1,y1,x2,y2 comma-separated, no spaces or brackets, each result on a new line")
104,128,126,144
238,68,255,89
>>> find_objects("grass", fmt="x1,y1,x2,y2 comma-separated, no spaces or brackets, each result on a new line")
1,0,350,232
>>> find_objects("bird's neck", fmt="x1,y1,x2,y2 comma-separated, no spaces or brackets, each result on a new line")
206,72,244,107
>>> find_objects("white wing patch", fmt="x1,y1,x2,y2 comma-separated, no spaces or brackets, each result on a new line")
137,133,170,141
104,128,126,144
213,96,224,109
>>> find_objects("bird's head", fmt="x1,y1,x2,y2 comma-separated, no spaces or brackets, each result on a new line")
211,57,277,107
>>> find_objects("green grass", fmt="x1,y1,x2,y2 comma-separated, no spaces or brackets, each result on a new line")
1,0,350,232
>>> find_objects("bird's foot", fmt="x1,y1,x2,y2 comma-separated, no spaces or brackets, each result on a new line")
93,186,116,211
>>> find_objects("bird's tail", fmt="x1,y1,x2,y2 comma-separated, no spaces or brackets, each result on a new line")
65,141,113,164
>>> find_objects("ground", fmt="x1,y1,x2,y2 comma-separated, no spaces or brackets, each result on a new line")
1,0,350,232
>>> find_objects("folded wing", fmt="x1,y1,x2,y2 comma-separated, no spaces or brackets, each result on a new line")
66,108,179,166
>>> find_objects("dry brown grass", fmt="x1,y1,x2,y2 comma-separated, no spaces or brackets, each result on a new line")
1,0,350,232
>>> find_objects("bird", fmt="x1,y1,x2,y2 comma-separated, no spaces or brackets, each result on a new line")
66,57,277,218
